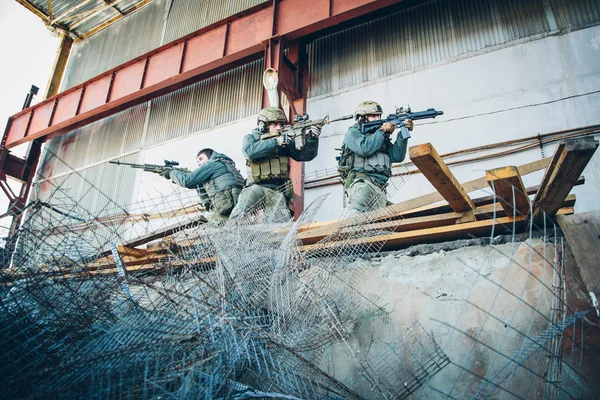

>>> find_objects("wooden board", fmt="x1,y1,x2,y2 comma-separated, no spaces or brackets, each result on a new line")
298,176,583,232
409,143,475,212
486,166,530,217
297,156,553,241
300,216,528,253
557,211,600,295
532,137,598,221
300,196,575,245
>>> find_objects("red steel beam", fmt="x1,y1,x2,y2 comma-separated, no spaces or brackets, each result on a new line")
4,0,402,149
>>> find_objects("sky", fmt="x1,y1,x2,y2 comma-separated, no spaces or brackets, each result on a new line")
0,1,60,154
0,1,60,231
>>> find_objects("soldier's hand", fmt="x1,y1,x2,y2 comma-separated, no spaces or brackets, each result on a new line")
308,125,321,139
403,118,414,131
276,132,292,147
161,168,172,179
381,122,396,133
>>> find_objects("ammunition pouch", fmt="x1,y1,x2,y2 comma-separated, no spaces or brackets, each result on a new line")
247,156,290,184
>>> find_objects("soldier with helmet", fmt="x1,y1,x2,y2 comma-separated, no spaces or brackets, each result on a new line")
162,148,245,222
229,106,321,220
338,101,414,215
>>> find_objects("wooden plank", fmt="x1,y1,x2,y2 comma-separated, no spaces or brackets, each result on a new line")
556,207,574,216
557,211,600,295
298,176,584,232
299,196,575,245
300,216,528,253
91,214,208,259
65,256,216,278
116,245,148,258
393,177,581,219
297,156,552,242
532,137,598,221
486,166,530,217
409,143,475,212
300,211,465,245
474,195,575,219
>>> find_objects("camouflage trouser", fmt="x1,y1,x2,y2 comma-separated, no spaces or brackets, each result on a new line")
347,178,387,215
229,184,290,220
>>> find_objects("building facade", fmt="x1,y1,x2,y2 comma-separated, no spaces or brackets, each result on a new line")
34,0,600,223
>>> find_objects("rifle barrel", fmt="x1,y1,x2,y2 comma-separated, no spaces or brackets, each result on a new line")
325,114,353,124
109,160,138,166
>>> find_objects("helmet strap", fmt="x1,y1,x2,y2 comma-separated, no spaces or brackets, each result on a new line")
258,120,267,133
356,116,366,128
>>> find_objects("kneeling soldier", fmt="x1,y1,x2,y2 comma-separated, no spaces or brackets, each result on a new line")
163,148,245,222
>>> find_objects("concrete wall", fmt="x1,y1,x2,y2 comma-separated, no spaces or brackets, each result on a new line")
305,25,600,222
317,237,588,398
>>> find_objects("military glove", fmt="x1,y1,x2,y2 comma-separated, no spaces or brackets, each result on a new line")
308,125,321,139
161,168,172,179
276,133,292,147
403,118,414,131
381,122,396,133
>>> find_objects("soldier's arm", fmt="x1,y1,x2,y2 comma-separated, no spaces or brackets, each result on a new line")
170,161,220,189
388,135,408,163
288,133,319,162
242,133,278,161
344,125,385,157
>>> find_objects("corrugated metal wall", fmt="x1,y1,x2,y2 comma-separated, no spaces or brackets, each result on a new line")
551,0,600,29
145,60,263,146
37,59,262,214
308,0,599,97
162,0,267,44
62,0,166,89
62,0,267,89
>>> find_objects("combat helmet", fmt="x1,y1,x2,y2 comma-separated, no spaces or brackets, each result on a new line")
354,101,383,121
257,106,287,131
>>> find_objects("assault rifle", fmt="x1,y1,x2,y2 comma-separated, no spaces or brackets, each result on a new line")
261,113,353,150
361,106,444,140
109,159,191,175
111,159,213,210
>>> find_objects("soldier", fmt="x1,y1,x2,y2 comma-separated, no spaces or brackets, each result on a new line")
162,148,245,222
229,106,320,220
338,101,414,215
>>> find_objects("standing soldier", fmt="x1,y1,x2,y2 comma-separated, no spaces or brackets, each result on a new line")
229,106,320,220
162,148,245,222
338,101,414,215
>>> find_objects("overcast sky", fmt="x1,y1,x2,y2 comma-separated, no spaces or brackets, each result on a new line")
0,2,59,230
0,1,60,153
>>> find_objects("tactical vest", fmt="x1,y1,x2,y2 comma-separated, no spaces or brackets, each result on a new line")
351,146,391,177
338,133,391,181
246,134,290,184
203,157,245,197
202,157,245,216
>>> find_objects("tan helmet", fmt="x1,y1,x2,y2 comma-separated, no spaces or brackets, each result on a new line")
257,107,286,125
354,101,383,120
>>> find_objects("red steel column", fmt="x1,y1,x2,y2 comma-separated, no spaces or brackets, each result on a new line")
262,37,309,219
